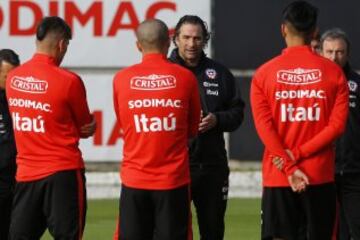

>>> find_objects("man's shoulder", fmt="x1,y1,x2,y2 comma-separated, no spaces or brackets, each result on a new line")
56,68,81,80
113,64,141,81
114,60,196,80
347,67,360,82
256,53,342,76
21,59,81,80
7,60,32,75
168,61,195,76
315,55,342,70
254,54,283,76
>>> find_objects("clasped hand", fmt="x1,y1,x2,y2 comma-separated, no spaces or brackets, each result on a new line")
272,149,309,193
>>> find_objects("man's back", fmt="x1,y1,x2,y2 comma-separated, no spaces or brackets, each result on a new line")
6,53,92,182
113,53,200,190
251,46,348,186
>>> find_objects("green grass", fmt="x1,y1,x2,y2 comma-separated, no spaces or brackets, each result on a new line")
41,198,261,239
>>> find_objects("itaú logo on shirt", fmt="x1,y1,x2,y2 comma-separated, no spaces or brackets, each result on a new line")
130,74,176,90
280,103,320,122
134,113,176,132
12,112,45,133
10,76,48,94
277,68,322,85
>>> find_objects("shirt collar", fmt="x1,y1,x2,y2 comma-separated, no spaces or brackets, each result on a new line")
142,53,167,63
282,45,313,55
32,53,58,66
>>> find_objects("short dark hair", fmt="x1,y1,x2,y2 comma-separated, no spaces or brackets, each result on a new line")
282,1,318,35
36,16,72,41
173,15,210,47
320,28,350,53
0,49,20,66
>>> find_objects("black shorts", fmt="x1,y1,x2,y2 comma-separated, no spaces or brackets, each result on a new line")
261,183,336,240
335,173,360,240
9,169,86,240
118,184,191,240
0,165,15,239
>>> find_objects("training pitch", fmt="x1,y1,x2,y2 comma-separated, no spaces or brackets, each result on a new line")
41,198,261,240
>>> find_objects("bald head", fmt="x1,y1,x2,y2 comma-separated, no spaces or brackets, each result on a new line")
136,19,169,53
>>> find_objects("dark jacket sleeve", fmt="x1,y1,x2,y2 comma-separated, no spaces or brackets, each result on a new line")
214,68,245,132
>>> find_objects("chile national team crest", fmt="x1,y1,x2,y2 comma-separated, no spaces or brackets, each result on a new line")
348,80,358,92
205,68,217,80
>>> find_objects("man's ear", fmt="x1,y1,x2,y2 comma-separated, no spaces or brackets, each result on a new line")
165,38,170,51
136,41,143,53
58,39,67,53
281,23,287,38
311,27,319,40
174,35,179,47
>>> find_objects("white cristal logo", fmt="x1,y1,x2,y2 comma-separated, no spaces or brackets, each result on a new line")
277,68,322,85
130,74,176,90
10,76,48,94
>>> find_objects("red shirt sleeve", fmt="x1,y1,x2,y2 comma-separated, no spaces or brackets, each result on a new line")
113,77,119,122
112,75,123,130
293,71,349,160
250,73,298,175
188,73,201,138
67,76,92,130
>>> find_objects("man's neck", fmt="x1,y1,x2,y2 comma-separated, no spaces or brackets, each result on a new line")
36,49,54,57
285,36,308,48
142,49,165,55
184,59,199,67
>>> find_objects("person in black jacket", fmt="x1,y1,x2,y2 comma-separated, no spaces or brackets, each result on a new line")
321,28,360,240
0,49,20,239
169,15,244,240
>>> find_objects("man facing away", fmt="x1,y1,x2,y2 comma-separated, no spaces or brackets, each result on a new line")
321,28,360,240
113,19,201,239
169,15,244,240
0,49,19,240
6,16,96,239
250,1,349,239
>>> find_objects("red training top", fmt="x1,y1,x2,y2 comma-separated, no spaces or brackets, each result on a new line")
6,54,92,182
251,46,349,186
113,53,201,190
